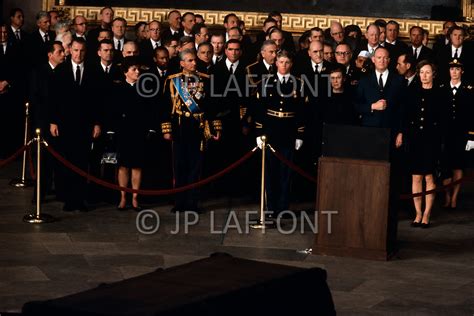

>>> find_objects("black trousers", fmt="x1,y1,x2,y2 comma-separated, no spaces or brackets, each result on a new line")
265,146,294,214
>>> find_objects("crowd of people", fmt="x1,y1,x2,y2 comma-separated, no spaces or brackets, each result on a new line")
0,7,472,225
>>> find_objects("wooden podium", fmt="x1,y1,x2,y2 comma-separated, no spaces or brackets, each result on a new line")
314,157,397,261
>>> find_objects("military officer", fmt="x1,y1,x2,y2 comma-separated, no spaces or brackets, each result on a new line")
439,59,473,209
254,50,304,219
161,49,222,213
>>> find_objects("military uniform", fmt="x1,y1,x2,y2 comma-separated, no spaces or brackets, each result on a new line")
439,81,473,172
161,71,222,212
255,74,305,215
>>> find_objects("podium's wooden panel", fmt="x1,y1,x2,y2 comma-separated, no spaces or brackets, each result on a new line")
314,157,395,261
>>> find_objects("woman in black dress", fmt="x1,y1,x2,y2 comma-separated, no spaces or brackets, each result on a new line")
405,61,442,228
321,65,357,126
112,57,152,211
440,60,472,209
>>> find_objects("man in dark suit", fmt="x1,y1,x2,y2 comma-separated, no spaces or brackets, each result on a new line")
72,15,88,41
29,41,65,200
327,21,356,51
432,21,456,55
296,40,333,161
396,53,417,87
7,8,28,47
0,22,23,158
161,10,182,42
139,20,162,67
385,20,409,70
210,33,225,65
111,17,128,64
180,12,195,38
49,38,102,212
254,50,304,218
267,11,295,53
87,6,114,50
355,24,380,58
334,43,361,89
408,26,433,65
355,47,405,147
196,42,213,74
436,25,473,82
28,11,55,67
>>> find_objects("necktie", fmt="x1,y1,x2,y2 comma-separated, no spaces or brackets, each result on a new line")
105,66,109,74
15,29,20,40
453,48,458,59
44,34,49,42
268,65,274,74
229,63,234,74
155,42,159,49
117,40,121,51
452,86,457,95
378,73,384,90
75,65,81,85
413,47,417,59
314,64,319,74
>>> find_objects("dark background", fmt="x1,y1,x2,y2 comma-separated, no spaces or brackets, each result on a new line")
64,0,462,20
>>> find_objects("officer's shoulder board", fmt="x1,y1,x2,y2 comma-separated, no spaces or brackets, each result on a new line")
196,71,210,79
167,72,182,79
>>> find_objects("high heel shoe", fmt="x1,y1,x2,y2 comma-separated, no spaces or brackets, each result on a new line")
420,222,430,229
411,221,421,227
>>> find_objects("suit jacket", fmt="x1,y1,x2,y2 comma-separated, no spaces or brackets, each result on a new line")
161,28,183,43
139,39,161,67
28,62,57,130
409,45,433,64
385,40,409,70
49,60,100,143
28,29,56,67
212,59,249,132
355,70,406,134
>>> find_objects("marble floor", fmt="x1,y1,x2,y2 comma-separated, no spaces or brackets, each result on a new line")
0,161,473,315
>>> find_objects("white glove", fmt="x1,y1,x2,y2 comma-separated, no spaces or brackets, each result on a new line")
466,140,474,151
256,136,264,149
295,139,303,150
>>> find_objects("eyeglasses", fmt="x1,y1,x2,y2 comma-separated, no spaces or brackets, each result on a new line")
335,51,351,56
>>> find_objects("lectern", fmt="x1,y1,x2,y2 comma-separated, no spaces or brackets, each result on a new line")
313,124,397,260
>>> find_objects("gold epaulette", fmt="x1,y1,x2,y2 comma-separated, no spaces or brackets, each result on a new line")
167,72,182,79
196,71,210,78
255,121,263,129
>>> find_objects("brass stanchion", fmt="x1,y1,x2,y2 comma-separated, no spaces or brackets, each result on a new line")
10,102,34,188
251,135,274,229
23,129,55,224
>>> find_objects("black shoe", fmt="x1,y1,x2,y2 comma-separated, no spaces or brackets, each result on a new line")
421,222,431,229
133,205,143,212
117,205,128,211
410,221,421,227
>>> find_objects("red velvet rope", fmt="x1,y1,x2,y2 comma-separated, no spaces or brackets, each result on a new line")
27,147,36,180
45,145,257,196
269,148,318,183
0,145,29,169
269,147,473,200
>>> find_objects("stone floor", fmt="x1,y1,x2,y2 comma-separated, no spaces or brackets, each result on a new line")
0,161,473,315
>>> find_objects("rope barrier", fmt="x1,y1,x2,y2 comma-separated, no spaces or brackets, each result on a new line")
0,145,29,169
45,144,257,196
269,147,317,183
27,147,36,180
